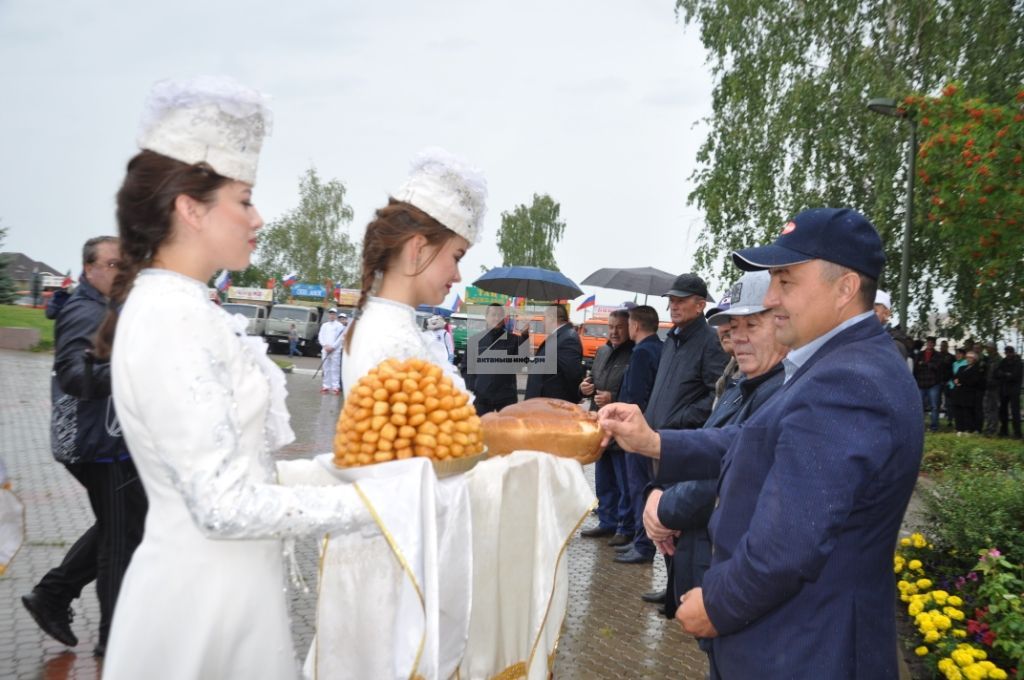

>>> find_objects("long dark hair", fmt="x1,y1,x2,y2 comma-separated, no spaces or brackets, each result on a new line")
344,199,455,351
93,150,231,359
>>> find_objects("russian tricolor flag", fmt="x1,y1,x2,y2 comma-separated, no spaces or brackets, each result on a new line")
283,271,299,286
576,294,596,311
214,270,232,292
452,294,464,313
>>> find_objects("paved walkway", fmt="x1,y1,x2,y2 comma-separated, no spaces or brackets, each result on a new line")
0,349,705,679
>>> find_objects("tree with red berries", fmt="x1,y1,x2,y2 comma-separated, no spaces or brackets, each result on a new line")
908,85,1024,338
675,0,1024,338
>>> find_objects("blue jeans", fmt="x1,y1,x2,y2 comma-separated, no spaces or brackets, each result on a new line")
594,449,633,534
921,384,941,431
288,339,299,357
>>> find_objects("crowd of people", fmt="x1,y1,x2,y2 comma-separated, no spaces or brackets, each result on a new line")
16,72,1016,679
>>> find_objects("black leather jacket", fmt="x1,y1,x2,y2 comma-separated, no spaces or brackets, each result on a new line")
50,276,127,464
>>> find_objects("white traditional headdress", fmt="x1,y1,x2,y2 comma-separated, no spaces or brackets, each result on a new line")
136,76,272,185
392,147,488,244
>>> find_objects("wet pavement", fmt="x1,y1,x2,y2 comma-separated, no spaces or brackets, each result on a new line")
0,349,703,679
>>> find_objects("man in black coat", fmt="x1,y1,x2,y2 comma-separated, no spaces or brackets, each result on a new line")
525,303,583,403
466,303,531,415
22,236,147,657
996,346,1023,438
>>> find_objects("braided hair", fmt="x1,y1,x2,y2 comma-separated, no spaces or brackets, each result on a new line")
343,199,455,352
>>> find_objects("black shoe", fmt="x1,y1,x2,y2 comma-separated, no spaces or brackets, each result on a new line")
614,548,654,564
21,592,77,647
614,542,634,553
641,589,666,603
580,526,616,538
607,533,631,547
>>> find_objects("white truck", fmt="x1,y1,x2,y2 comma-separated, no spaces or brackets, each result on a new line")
265,303,325,356
221,303,269,337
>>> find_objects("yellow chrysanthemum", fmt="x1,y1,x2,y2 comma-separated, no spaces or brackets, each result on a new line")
933,590,949,604
924,630,941,643
989,669,1008,679
962,664,986,680
900,537,912,547
952,629,967,638
909,559,923,570
917,578,934,590
938,658,955,672
908,602,924,616
947,595,963,607
944,666,963,680
914,645,929,657
912,534,927,548
919,618,936,632
952,649,975,667
970,648,986,660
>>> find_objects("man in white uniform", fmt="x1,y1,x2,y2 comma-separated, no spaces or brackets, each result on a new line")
318,308,345,394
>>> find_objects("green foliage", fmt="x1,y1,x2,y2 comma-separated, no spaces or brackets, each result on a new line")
675,0,1024,336
922,468,1024,573
496,193,565,270
231,264,272,289
908,85,1024,339
921,432,1024,473
0,222,18,305
974,551,1024,665
256,167,358,287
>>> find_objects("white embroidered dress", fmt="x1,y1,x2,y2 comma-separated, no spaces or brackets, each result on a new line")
103,269,371,680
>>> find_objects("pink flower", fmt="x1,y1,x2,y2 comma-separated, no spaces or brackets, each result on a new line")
988,548,1001,558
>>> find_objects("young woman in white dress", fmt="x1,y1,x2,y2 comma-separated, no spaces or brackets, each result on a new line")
92,77,373,680
342,150,486,395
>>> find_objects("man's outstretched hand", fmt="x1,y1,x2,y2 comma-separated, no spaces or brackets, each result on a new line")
597,403,661,458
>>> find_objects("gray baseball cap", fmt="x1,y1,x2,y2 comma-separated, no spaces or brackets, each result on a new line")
708,271,772,327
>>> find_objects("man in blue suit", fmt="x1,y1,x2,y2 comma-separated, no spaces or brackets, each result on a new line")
599,208,923,679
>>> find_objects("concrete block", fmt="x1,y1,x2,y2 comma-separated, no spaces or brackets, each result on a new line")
0,327,40,351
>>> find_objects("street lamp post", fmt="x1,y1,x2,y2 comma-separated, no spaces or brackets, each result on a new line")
867,97,917,330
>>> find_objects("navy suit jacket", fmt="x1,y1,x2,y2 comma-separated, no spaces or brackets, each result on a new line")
657,316,923,679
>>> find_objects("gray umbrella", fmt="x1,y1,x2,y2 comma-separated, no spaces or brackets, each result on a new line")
580,267,677,300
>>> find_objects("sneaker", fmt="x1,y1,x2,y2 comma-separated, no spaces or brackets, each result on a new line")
21,592,78,647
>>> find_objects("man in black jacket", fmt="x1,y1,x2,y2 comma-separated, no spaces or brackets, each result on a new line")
615,274,728,565
525,303,584,403
22,236,147,657
466,303,531,415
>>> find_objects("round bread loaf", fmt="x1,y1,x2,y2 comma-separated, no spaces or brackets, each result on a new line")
480,397,605,464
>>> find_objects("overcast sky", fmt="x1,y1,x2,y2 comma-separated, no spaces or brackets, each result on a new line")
0,0,718,316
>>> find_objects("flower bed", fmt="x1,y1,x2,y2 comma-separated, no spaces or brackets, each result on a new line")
896,532,1022,678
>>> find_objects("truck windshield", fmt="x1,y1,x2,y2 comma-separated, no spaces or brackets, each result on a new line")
223,304,260,318
270,307,310,322
582,324,609,338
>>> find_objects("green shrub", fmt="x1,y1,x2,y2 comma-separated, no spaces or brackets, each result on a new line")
921,433,1024,473
922,467,1024,572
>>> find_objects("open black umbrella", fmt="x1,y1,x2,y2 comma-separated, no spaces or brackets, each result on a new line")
580,266,676,297
473,266,583,301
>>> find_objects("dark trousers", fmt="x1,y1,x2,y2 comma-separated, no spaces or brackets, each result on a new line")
474,396,517,416
920,385,941,431
953,403,981,433
34,459,147,645
594,449,633,534
1000,392,1022,436
624,452,655,557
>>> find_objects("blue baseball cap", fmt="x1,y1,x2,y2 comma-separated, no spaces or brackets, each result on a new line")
731,208,885,280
